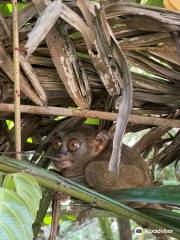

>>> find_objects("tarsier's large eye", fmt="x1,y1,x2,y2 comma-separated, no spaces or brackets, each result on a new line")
67,139,81,152
52,138,61,150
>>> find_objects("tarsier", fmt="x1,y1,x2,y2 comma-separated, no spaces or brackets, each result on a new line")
51,125,152,192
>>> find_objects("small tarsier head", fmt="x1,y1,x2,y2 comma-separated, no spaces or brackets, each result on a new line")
51,126,110,170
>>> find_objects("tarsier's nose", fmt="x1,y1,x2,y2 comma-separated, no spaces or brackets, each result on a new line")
58,154,64,159
57,152,73,169
58,149,68,156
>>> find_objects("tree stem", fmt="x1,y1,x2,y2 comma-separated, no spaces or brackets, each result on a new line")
12,0,21,160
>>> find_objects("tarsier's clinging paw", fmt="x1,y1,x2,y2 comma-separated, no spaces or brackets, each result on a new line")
51,125,152,192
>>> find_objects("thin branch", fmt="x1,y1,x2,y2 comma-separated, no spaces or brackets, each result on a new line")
0,103,180,128
12,0,21,160
118,218,132,240
0,14,10,38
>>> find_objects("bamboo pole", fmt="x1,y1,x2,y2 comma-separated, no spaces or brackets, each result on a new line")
12,0,21,160
0,103,180,128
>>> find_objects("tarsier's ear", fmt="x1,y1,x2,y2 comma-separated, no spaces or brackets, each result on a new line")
94,130,110,153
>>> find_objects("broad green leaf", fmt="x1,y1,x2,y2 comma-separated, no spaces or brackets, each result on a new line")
0,188,33,240
3,173,42,221
108,186,180,206
0,221,15,240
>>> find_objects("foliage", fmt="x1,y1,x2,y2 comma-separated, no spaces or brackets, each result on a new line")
141,0,164,7
0,3,25,16
109,186,180,206
0,0,180,239
0,173,42,240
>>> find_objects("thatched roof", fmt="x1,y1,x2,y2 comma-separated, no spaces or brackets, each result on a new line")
0,1,180,171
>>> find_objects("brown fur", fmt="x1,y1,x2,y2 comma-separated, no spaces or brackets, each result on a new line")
52,126,152,192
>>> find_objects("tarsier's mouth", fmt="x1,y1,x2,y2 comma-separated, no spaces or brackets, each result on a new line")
57,155,74,169
58,160,72,169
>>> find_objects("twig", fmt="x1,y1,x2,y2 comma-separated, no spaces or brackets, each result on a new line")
0,103,180,128
0,14,10,38
117,218,132,240
12,0,21,160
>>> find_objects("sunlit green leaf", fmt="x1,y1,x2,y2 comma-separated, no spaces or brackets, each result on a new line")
43,214,52,225
27,138,32,143
54,116,66,121
6,120,14,130
84,118,99,125
43,214,76,225
0,3,26,16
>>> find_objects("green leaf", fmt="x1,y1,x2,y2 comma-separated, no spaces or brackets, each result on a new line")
84,118,99,125
43,214,76,225
43,214,52,225
6,120,14,130
108,186,180,206
3,173,42,221
0,3,26,16
2,175,15,191
1,156,180,238
138,209,180,229
54,116,66,121
142,0,164,7
61,214,76,221
0,188,33,240
27,138,32,143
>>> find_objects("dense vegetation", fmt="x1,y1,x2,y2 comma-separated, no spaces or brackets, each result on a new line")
0,0,179,239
